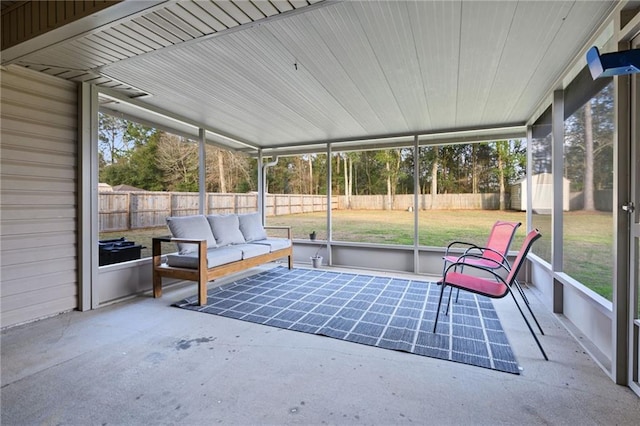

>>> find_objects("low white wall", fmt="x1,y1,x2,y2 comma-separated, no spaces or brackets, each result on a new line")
97,259,154,306
529,259,613,374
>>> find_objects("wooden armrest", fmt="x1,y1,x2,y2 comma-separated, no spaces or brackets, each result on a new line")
264,226,292,239
152,235,173,242
168,237,206,244
152,237,207,259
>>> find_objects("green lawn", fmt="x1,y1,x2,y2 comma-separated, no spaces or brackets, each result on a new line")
101,209,614,300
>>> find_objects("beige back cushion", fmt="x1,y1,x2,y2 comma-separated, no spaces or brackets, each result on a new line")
166,215,217,254
207,214,246,247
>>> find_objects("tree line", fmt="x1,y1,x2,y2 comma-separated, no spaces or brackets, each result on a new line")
99,80,612,212
99,113,526,207
530,82,614,211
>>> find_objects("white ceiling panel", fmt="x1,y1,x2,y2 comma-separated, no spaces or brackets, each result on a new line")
479,2,569,124
508,0,617,119
455,1,519,127
295,4,404,132
408,1,461,131
10,0,619,150
350,1,430,130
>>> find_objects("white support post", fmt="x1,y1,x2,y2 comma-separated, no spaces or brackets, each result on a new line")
327,143,332,265
198,128,206,215
78,83,99,310
258,150,265,224
526,125,533,231
552,89,565,313
413,135,420,273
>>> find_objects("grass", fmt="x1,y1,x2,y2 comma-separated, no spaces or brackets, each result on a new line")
101,209,614,300
267,210,529,247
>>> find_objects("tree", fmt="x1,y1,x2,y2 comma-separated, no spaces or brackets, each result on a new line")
156,134,199,192
564,82,614,211
430,147,438,205
206,148,254,193
495,141,509,210
98,114,127,165
99,120,163,189
583,101,595,210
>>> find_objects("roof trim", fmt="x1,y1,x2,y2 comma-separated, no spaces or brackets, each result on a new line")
97,86,258,151
255,124,527,157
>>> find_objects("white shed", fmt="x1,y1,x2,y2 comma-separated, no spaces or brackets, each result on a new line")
510,173,570,212
98,182,113,192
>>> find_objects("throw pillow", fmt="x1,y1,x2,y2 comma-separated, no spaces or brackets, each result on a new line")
238,212,268,242
207,214,246,246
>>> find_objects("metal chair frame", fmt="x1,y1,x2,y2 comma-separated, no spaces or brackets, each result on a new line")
433,229,548,361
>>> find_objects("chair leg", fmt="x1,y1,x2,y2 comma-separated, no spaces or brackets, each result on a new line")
454,264,465,303
513,278,531,304
433,283,448,333
513,279,544,335
509,290,548,360
445,286,454,315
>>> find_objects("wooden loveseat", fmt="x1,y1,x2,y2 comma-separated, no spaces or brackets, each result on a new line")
152,213,292,306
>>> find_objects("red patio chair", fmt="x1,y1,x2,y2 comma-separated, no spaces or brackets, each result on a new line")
433,229,548,361
442,220,544,335
442,220,521,277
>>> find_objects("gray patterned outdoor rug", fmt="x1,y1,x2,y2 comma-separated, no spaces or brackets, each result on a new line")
174,267,520,374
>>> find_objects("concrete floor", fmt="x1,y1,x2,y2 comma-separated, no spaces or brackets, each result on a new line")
2,265,639,425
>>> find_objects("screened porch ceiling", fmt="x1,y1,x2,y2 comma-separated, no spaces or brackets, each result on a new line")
5,0,619,155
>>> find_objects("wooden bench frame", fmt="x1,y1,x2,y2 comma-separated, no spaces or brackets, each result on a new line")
152,226,293,306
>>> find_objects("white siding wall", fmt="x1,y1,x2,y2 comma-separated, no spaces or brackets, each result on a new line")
1,65,78,327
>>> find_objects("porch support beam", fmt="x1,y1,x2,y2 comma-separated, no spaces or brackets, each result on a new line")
552,89,565,314
327,143,333,266
413,135,420,273
198,128,206,215
612,31,632,385
78,83,99,310
258,150,265,224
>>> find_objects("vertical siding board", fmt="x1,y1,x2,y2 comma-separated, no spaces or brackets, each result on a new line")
66,1,76,20
47,1,56,28
10,8,19,45
16,5,24,42
0,0,115,50
75,1,86,17
23,2,32,38
40,1,49,32
56,1,65,24
2,14,9,48
31,2,39,38
0,65,78,328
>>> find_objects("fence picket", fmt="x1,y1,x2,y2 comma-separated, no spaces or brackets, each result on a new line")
98,192,501,232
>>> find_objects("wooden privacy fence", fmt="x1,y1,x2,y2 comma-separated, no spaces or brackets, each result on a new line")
99,192,333,232
99,191,503,232
100,190,611,232
336,193,502,211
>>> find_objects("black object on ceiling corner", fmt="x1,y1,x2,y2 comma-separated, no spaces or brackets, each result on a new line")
587,46,640,79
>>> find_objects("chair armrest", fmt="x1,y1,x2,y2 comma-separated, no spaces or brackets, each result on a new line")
462,246,510,268
264,226,292,240
455,253,509,272
444,241,480,256
444,258,508,282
